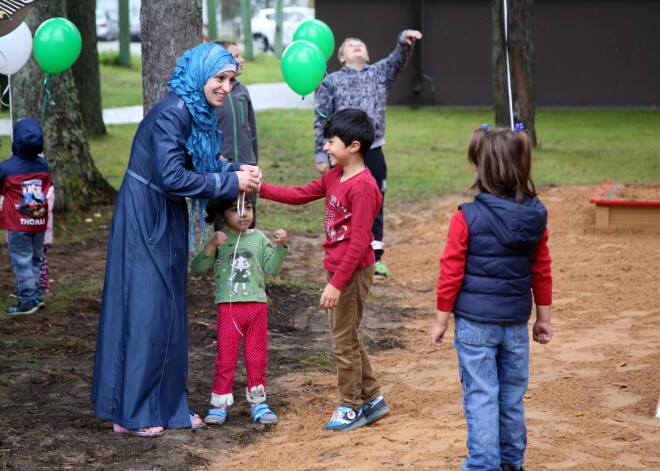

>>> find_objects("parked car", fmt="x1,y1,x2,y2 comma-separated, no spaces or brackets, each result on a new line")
96,10,118,41
250,6,314,53
129,15,141,42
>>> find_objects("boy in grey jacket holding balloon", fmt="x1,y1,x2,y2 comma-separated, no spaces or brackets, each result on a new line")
312,29,422,279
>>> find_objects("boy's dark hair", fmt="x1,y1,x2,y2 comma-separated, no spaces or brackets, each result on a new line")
323,108,375,157
467,126,536,204
204,193,255,226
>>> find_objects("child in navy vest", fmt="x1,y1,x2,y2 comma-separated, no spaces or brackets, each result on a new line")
430,125,553,471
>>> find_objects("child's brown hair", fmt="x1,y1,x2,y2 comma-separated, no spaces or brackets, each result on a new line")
467,126,536,204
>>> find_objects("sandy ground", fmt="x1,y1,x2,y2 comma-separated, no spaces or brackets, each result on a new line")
207,185,660,471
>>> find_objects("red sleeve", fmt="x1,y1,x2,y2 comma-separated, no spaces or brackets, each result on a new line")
260,178,326,205
532,228,552,305
328,190,380,291
436,210,469,311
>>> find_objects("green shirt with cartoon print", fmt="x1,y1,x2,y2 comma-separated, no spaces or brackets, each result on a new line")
191,229,288,304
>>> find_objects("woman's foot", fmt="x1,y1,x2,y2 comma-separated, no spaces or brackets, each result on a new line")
113,423,164,437
189,411,205,429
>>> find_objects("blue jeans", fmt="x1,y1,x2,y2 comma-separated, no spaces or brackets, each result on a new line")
454,316,529,471
8,230,45,304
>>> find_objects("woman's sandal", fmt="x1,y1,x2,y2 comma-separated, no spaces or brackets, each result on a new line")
113,423,164,437
189,411,206,429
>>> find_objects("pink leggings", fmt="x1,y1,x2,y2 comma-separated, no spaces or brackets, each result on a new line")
212,302,268,396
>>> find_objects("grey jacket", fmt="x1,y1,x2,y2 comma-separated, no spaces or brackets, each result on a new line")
215,80,258,165
313,30,414,163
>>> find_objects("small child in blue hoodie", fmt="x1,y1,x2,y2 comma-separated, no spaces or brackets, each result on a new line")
0,117,52,315
430,125,553,471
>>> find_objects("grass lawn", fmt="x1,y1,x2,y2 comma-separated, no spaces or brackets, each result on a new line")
83,107,660,232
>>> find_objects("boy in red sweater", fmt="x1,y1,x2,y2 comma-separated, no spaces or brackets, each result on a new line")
258,108,390,431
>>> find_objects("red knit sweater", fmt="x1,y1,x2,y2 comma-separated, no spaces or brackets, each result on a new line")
260,167,382,290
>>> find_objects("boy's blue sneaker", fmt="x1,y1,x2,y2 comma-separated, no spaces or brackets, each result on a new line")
323,406,367,432
362,396,391,425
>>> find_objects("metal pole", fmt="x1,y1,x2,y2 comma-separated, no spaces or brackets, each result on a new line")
240,0,253,60
206,0,217,42
274,0,284,57
118,0,131,67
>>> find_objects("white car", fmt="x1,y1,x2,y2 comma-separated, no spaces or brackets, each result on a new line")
250,6,314,53
96,10,118,41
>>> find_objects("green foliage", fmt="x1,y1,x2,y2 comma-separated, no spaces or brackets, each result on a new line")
239,53,285,84
99,53,143,108
86,124,138,188
69,107,660,232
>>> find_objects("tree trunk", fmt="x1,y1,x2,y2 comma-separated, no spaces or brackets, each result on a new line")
141,0,204,113
492,0,537,146
68,0,107,135
12,1,117,211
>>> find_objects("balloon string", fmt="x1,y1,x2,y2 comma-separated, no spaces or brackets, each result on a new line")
503,0,515,130
1,83,9,107
245,98,305,144
40,74,52,126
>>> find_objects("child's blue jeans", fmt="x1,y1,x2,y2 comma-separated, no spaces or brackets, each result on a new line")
8,230,45,304
454,316,529,471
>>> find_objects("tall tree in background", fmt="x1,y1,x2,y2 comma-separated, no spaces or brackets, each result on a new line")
141,0,203,113
12,1,116,210
492,0,537,146
68,0,107,135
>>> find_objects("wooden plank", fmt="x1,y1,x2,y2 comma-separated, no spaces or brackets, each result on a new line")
607,205,660,229
594,204,610,227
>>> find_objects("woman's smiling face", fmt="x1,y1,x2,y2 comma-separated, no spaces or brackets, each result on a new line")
204,70,236,107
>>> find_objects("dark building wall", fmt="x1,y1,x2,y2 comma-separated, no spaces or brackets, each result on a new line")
316,0,660,107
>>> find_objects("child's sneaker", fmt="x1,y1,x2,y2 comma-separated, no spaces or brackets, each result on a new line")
4,300,41,315
362,396,391,425
204,407,227,425
251,403,278,424
374,260,390,278
501,464,525,471
323,406,367,432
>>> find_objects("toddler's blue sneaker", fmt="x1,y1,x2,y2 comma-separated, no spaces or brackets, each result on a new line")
204,407,227,425
251,403,278,424
362,396,391,425
323,406,367,432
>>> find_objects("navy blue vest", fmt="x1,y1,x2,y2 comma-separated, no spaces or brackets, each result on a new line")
453,193,547,324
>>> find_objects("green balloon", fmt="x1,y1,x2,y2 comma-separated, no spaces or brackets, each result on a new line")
293,19,335,62
281,40,326,96
33,18,82,74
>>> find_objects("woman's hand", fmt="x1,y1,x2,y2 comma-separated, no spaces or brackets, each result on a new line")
240,164,262,180
235,170,260,193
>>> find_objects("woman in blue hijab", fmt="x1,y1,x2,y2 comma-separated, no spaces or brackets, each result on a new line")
92,43,261,437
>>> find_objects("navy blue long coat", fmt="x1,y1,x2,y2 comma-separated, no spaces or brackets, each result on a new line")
92,92,241,429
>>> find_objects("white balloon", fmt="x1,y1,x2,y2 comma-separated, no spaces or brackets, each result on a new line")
0,22,33,76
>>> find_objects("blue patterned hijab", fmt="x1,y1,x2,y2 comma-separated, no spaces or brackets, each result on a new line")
167,43,237,173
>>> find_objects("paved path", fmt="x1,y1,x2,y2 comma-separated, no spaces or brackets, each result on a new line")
1,82,313,135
